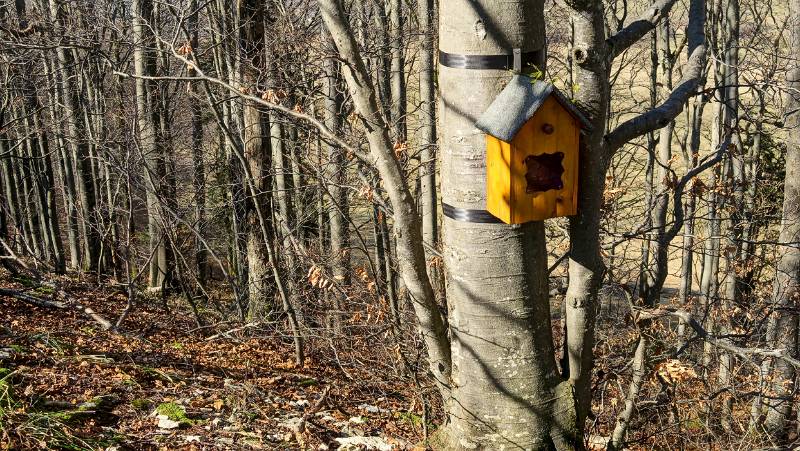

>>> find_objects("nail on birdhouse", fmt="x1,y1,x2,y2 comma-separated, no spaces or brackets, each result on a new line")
475,75,593,224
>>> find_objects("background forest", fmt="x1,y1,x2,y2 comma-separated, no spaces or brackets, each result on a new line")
0,0,798,449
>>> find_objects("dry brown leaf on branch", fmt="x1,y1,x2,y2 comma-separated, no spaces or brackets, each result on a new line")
307,265,334,291
667,153,680,167
357,184,374,201
176,41,193,55
663,173,678,190
691,177,707,196
603,187,626,203
656,359,698,384
347,111,360,127
261,89,288,103
393,141,408,160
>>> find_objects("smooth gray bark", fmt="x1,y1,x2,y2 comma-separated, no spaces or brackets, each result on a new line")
388,0,406,142
563,0,610,433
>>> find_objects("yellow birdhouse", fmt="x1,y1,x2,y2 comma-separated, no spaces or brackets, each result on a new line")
476,75,592,224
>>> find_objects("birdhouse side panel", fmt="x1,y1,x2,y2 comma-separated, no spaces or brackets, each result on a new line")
485,135,512,224
554,109,579,218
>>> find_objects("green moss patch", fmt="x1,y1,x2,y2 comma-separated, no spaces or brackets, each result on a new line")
155,402,193,426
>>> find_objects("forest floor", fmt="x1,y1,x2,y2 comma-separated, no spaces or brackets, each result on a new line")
0,272,432,450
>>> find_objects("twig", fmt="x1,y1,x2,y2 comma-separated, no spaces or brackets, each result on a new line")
633,307,800,369
204,322,262,341
296,386,330,436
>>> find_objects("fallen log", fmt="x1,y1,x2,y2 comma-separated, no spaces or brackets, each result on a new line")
0,288,113,330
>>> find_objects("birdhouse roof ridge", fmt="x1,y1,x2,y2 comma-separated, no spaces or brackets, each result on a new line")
475,75,593,142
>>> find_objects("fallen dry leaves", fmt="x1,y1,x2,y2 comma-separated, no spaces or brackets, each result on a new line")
0,272,435,450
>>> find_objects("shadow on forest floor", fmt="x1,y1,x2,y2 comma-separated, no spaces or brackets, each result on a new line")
0,271,431,450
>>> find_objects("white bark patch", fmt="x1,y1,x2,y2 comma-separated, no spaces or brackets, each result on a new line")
459,189,484,203
473,20,487,40
509,306,534,318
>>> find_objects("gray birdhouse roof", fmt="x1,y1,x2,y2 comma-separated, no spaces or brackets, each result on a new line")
475,75,593,142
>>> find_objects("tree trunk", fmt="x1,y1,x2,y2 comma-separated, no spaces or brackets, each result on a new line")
564,0,610,431
239,0,271,318
42,51,80,270
322,28,350,328
677,94,705,339
372,0,392,123
388,0,406,142
209,0,249,314
15,105,44,259
762,0,800,436
0,139,20,249
417,0,438,251
641,19,675,307
636,31,658,301
610,22,676,446
132,0,169,290
186,0,207,286
437,0,579,447
48,0,100,272
11,0,65,271
717,0,742,427
320,0,451,396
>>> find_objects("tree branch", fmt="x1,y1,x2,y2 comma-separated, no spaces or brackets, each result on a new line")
660,133,731,246
606,0,679,60
605,0,706,151
634,306,800,370
113,39,372,164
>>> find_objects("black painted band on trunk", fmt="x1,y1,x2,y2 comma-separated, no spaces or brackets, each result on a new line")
442,203,503,223
438,50,543,71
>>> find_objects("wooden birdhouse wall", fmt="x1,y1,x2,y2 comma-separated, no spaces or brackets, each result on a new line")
486,96,580,224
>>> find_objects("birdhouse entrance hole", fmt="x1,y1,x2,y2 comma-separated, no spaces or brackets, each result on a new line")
524,151,564,193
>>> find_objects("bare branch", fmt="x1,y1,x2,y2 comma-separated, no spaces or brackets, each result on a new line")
605,0,707,151
634,307,800,370
113,39,372,165
606,0,679,60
